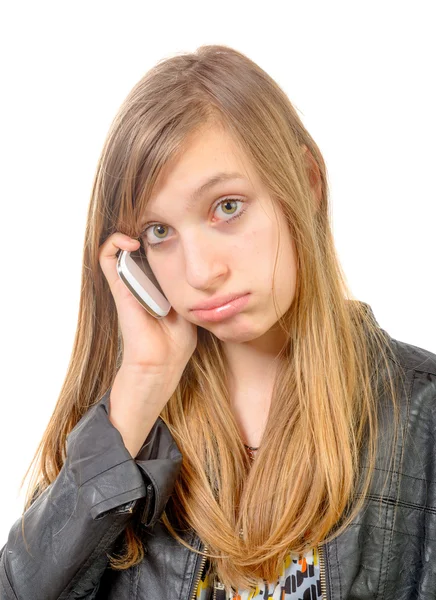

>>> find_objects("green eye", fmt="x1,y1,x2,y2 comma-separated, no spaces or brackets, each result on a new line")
152,224,168,239
220,199,239,215
143,197,247,249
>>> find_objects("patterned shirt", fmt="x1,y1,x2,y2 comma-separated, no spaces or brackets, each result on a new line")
196,545,322,599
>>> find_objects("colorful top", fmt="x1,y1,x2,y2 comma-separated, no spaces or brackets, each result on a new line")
195,545,322,599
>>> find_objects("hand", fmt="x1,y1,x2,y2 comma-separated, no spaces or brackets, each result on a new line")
98,232,198,375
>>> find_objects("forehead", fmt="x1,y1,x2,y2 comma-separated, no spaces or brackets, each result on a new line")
143,126,258,217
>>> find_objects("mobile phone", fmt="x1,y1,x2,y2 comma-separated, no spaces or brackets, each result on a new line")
116,247,171,319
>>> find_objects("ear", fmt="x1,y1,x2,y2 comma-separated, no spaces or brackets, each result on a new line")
302,144,322,209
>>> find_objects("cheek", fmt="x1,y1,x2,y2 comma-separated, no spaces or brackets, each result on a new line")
244,214,276,248
242,223,280,273
276,235,298,299
146,255,176,293
250,219,297,295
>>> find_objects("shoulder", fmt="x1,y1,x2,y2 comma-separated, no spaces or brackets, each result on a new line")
356,301,436,378
387,333,436,376
381,329,436,417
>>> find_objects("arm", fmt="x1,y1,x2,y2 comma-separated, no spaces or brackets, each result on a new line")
0,389,182,600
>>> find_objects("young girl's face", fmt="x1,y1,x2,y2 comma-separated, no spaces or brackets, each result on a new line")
140,124,298,344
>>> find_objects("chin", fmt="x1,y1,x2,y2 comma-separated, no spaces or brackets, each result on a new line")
205,318,267,343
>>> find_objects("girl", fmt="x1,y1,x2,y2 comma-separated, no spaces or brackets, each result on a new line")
1,45,435,600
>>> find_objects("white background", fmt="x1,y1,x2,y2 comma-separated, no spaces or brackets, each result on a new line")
1,1,435,545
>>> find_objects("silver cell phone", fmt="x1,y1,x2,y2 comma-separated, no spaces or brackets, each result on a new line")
116,247,171,319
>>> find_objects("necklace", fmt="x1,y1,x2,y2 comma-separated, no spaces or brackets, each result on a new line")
243,443,259,461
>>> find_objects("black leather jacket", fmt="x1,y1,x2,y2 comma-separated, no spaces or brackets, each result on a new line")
1,306,436,599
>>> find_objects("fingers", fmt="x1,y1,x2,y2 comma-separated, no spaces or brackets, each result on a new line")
98,233,139,291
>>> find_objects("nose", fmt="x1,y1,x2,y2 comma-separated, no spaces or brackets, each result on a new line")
182,232,229,291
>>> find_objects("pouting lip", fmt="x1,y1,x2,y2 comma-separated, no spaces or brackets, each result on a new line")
190,292,249,311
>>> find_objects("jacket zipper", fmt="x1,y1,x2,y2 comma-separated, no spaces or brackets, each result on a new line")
191,541,327,599
318,543,327,600
189,543,208,600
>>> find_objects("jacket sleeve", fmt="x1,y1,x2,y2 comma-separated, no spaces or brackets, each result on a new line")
0,389,183,600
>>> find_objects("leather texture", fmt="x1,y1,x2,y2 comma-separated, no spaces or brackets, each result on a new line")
1,302,435,599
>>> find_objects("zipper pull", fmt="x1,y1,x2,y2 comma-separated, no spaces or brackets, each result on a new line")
213,578,226,600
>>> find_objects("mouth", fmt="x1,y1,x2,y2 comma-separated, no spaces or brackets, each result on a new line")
189,293,251,323
190,292,250,311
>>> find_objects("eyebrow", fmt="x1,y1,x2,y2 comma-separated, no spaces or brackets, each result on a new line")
141,171,247,223
189,172,246,203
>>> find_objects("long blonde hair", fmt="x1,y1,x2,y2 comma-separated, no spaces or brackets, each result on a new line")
20,44,406,591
